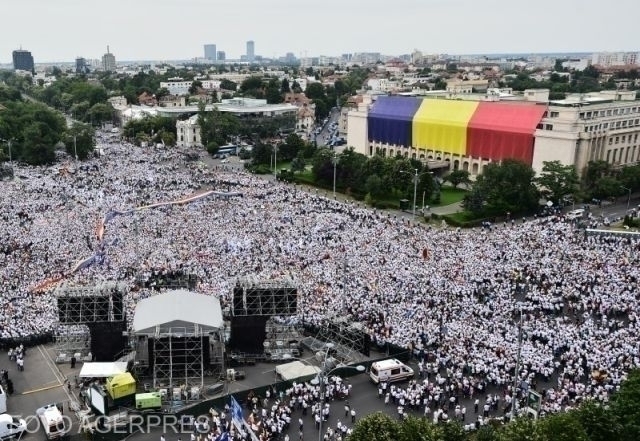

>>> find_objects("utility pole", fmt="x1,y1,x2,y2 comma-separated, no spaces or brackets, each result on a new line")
412,169,418,218
511,310,523,420
274,145,277,179
332,152,337,198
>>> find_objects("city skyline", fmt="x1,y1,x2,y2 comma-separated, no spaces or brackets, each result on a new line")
1,0,639,63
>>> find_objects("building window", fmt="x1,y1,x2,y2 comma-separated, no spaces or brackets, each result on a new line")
545,124,553,130
615,136,619,144
607,110,612,116
622,135,626,143
609,138,613,145
536,123,543,129
550,111,559,117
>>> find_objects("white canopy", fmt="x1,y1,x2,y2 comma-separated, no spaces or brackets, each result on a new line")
79,362,128,378
132,290,223,334
275,361,321,381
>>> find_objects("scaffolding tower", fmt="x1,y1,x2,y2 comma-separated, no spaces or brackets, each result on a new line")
232,276,298,316
152,326,205,392
54,325,91,363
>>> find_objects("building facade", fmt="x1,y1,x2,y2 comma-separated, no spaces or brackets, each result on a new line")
204,44,217,61
12,49,34,72
102,47,116,72
347,90,640,178
246,41,255,62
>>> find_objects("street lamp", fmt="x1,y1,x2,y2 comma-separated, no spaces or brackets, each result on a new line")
332,152,339,199
510,309,524,421
0,138,13,164
400,169,419,218
274,145,278,179
621,186,631,212
401,169,435,218
73,135,78,161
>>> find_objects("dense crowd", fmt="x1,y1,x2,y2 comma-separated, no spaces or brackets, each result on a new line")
1,133,639,425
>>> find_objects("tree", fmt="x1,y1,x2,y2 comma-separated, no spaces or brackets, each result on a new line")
365,174,383,199
497,417,544,441
188,80,203,94
348,412,398,441
87,102,114,125
474,159,540,214
21,122,57,165
220,79,237,91
305,82,326,101
206,141,219,156
64,123,95,160
537,411,589,441
574,401,621,441
610,369,640,441
535,160,579,204
397,417,442,441
290,155,306,173
444,169,471,189
280,78,291,94
433,78,447,90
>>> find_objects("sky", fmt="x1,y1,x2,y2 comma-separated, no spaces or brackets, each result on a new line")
2,0,639,63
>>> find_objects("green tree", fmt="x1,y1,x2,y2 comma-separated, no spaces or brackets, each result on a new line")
365,174,384,199
220,79,237,91
497,417,544,441
535,160,579,205
592,175,621,199
305,82,326,101
64,123,95,160
87,102,114,125
290,155,306,173
280,78,291,94
433,78,447,90
348,412,398,441
188,80,203,94
197,105,239,147
610,369,640,441
206,141,219,156
21,122,57,165
474,159,540,214
444,169,471,189
574,401,621,441
440,421,466,441
537,412,588,441
397,416,442,441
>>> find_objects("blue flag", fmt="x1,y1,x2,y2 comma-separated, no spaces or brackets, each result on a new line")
230,395,243,424
214,432,229,441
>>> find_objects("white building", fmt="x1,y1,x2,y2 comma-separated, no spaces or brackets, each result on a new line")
160,79,222,95
176,115,201,147
533,90,640,175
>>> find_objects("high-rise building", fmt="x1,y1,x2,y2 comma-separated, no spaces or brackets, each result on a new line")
217,51,226,62
246,40,255,62
12,49,34,72
75,57,89,74
204,44,217,61
102,46,116,72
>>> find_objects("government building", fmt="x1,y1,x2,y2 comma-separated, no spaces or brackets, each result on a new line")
346,89,640,177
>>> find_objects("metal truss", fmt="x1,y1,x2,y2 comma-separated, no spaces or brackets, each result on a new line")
54,325,91,361
232,277,298,316
302,318,369,364
152,326,205,392
55,282,126,324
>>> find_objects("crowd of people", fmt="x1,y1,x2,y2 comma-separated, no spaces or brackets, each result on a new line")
1,131,640,428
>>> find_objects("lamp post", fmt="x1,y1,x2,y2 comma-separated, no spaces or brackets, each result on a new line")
0,138,12,164
332,152,339,198
400,169,419,218
621,186,631,212
73,135,78,161
274,145,278,179
510,309,524,421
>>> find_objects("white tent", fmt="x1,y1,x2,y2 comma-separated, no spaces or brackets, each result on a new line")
275,361,321,381
79,362,128,378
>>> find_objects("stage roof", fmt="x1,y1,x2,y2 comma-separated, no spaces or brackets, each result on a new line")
132,290,224,335
275,361,322,381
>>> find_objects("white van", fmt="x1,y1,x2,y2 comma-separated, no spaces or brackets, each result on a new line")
36,404,68,440
566,209,585,220
370,359,414,384
0,414,26,439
